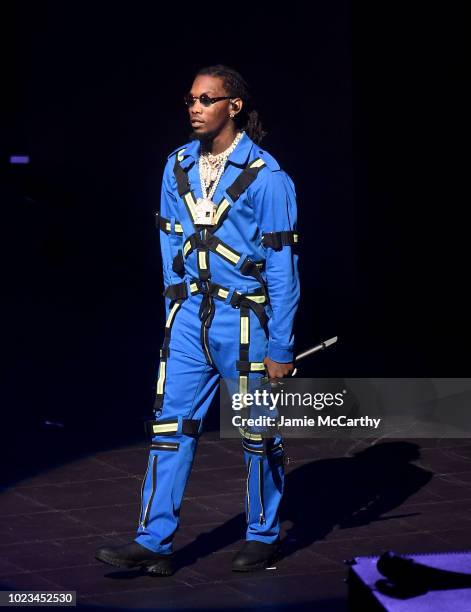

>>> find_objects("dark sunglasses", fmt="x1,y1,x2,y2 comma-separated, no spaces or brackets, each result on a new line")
184,93,233,108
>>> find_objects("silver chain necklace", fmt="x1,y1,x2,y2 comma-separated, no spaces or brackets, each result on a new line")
199,130,244,201
194,131,244,226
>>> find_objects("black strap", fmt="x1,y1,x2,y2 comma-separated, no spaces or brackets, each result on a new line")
230,292,268,330
145,418,201,439
236,360,256,373
172,156,270,292
182,419,201,435
182,232,267,298
150,441,180,451
163,281,188,301
239,304,250,368
226,162,266,202
262,230,299,250
239,258,269,303
172,250,185,274
173,156,193,197
198,281,216,329
157,213,184,235
152,298,184,411
242,439,265,456
159,347,170,360
163,279,267,329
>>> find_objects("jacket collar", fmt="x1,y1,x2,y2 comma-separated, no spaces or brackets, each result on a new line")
179,131,254,169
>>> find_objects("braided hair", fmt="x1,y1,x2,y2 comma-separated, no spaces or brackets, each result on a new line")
195,64,267,144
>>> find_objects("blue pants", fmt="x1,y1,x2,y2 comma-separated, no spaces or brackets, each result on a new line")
135,291,285,554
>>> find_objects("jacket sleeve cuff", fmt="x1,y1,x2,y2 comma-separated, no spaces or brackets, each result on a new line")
267,340,294,363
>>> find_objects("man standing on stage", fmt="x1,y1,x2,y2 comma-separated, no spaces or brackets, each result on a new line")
96,64,300,575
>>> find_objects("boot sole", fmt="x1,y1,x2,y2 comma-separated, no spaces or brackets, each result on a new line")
95,550,144,569
95,551,173,575
146,562,174,576
232,550,282,572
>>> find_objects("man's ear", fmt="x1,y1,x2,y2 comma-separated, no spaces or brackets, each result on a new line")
231,97,243,113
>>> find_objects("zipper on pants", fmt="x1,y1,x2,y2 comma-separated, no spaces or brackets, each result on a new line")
202,322,214,366
141,454,158,529
258,458,266,525
246,456,252,523
138,457,151,527
198,279,215,367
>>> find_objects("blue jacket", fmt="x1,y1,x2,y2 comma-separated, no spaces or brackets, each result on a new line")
158,131,300,363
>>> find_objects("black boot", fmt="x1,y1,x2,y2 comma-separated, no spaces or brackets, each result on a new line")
232,540,281,572
95,541,174,576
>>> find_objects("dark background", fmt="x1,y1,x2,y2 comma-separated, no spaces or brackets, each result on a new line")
2,2,468,470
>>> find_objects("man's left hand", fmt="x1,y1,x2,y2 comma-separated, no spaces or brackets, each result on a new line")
263,356,294,379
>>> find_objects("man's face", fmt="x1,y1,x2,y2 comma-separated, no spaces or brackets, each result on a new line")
187,75,234,141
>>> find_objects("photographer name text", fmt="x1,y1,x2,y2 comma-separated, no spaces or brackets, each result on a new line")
232,415,382,429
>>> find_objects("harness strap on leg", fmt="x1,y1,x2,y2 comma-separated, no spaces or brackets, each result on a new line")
237,304,251,401
145,418,202,439
153,299,184,411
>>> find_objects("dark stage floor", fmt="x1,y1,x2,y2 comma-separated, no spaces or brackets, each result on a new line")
2,434,471,610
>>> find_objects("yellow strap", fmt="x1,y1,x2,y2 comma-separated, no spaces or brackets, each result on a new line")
215,199,231,223
156,361,166,395
238,375,248,397
184,192,198,223
240,315,249,345
215,243,240,264
198,251,208,270
152,421,178,434
166,302,180,328
242,443,264,454
239,427,263,441
183,240,192,257
250,158,266,169
250,362,265,371
163,221,183,235
246,295,266,304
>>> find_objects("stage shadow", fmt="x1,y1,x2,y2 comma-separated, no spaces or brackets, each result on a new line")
280,441,432,554
177,441,433,566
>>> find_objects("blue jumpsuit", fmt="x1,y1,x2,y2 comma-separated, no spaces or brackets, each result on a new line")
135,131,300,555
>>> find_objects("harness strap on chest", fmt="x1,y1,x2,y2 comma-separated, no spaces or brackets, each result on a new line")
172,155,269,287
173,157,194,197
225,158,266,203
182,230,268,300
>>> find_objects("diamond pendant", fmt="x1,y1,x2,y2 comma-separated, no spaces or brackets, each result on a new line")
195,198,217,225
